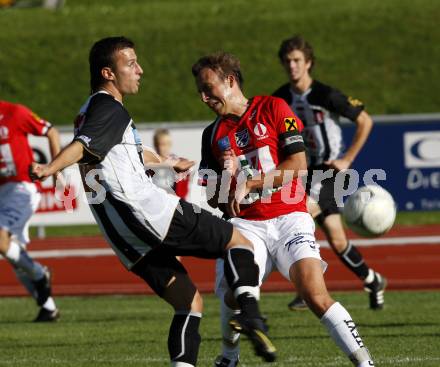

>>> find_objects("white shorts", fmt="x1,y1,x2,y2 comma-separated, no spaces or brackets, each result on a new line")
215,211,326,297
0,182,41,245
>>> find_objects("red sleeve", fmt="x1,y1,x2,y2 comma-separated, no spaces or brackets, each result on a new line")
175,176,190,199
15,104,52,136
270,97,305,156
271,97,304,134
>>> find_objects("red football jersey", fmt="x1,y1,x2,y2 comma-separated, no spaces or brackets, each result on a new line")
200,95,307,220
0,101,52,185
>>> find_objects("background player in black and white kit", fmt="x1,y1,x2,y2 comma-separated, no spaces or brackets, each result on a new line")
31,36,276,366
273,35,387,310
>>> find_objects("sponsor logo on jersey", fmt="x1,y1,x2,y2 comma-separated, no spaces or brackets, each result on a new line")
348,96,363,107
404,131,440,168
235,129,250,148
253,123,268,139
0,125,9,139
284,117,298,132
284,232,316,251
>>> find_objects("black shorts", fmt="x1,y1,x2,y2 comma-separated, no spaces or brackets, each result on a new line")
306,166,341,219
131,200,233,296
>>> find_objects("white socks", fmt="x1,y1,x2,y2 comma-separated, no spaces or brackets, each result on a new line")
42,297,56,312
5,240,45,280
7,240,56,310
5,239,20,262
359,361,375,367
220,299,240,361
321,302,374,366
364,269,375,284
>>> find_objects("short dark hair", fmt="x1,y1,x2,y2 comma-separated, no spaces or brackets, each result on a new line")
191,52,244,89
278,35,315,71
89,36,135,93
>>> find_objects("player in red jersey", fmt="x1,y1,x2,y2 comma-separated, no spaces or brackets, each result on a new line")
0,100,61,322
192,52,375,367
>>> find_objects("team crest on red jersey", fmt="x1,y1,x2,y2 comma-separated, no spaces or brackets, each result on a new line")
235,129,250,148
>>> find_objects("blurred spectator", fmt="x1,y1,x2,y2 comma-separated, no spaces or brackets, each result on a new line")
148,128,190,199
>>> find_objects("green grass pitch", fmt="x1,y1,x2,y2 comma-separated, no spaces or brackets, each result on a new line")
1,291,440,366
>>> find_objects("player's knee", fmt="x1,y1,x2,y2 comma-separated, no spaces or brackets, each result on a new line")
162,273,201,312
303,291,335,318
323,228,348,252
191,290,203,314
224,247,259,299
225,228,253,251
329,237,348,253
0,229,11,254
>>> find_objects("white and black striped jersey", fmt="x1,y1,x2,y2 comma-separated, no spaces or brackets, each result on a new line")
73,91,179,269
273,80,364,167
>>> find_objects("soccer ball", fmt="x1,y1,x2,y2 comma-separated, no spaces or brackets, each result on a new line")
343,185,397,238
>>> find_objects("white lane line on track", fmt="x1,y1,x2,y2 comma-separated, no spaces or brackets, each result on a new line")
25,248,114,259
318,235,440,248
1,236,439,260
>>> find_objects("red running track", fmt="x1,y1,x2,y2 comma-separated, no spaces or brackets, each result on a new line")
0,224,439,296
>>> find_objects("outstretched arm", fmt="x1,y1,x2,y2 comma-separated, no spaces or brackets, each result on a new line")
143,146,195,173
45,126,62,184
31,141,84,181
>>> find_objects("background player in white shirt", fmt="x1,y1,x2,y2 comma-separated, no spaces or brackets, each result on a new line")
273,35,386,311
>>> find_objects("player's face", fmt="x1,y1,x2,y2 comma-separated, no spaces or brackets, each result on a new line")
282,49,312,83
112,48,143,95
155,134,172,158
195,68,234,116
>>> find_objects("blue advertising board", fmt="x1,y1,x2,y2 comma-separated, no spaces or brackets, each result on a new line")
342,117,440,211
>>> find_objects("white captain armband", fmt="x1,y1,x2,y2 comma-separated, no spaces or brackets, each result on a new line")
280,131,305,155
281,134,304,148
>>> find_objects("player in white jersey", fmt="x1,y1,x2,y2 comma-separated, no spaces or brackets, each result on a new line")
273,35,386,311
31,36,275,366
